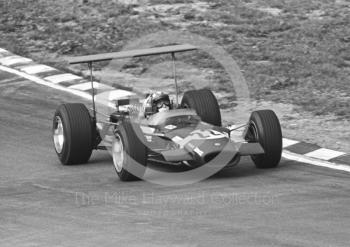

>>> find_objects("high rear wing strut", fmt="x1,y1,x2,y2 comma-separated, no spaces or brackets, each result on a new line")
66,44,198,122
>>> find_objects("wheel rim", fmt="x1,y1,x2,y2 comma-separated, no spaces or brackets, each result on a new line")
247,121,259,142
112,134,124,173
247,121,263,161
53,116,65,154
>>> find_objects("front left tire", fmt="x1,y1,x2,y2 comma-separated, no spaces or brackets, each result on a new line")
112,120,147,181
53,103,93,165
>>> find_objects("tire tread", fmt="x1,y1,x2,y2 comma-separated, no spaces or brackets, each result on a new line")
53,103,93,165
249,110,282,168
181,89,222,126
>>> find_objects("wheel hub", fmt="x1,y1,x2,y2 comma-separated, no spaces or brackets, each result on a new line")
247,121,259,142
53,116,65,154
112,134,124,172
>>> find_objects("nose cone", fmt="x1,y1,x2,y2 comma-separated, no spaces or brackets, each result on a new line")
184,138,238,166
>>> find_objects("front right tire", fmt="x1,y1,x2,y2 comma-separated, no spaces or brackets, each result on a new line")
245,110,282,168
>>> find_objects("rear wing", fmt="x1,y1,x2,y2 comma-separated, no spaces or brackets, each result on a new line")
66,44,198,122
67,44,197,64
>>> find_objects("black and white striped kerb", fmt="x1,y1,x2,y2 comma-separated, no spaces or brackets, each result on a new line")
283,139,349,164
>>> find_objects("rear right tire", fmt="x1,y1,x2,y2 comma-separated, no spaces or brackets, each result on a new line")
181,88,222,126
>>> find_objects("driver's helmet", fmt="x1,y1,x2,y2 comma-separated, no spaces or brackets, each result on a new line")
152,92,171,112
143,91,171,116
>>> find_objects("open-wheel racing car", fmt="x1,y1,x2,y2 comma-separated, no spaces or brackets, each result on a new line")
52,44,282,181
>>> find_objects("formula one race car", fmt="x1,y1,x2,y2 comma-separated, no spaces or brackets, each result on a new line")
52,44,282,181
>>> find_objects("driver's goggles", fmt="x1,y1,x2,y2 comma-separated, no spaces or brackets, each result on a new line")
156,101,170,108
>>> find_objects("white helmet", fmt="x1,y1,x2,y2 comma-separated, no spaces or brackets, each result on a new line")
143,92,171,116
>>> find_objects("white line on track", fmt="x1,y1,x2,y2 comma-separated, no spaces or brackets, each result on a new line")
0,65,130,109
0,65,92,100
19,64,56,74
282,150,350,173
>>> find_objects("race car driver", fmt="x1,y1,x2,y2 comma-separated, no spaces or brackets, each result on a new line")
142,91,172,117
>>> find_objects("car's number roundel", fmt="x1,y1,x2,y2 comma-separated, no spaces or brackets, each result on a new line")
172,129,227,148
189,129,227,139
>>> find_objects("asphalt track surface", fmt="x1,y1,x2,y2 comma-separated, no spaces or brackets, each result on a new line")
1,70,350,247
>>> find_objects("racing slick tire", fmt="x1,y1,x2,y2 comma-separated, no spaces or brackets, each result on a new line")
112,120,147,181
181,88,222,126
52,103,93,165
245,110,282,168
